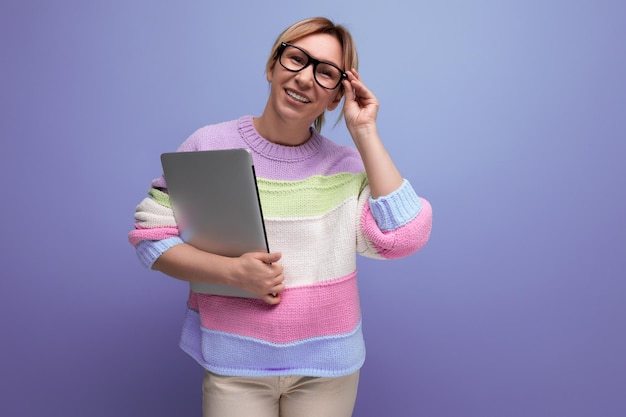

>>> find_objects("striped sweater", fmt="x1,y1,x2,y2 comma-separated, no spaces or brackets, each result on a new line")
129,115,432,377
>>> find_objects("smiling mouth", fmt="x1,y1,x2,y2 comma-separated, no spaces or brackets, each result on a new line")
285,89,311,103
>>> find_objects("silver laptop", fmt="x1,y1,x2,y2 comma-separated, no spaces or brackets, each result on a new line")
160,148,269,298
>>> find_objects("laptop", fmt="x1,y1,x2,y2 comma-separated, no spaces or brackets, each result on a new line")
160,148,269,298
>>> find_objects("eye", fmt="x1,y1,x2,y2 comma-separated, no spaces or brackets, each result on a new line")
318,70,332,79
317,64,339,80
287,49,307,66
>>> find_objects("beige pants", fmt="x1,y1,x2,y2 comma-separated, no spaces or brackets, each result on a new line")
202,370,360,417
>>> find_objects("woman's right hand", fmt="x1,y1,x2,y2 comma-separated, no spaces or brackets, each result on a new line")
230,251,285,305
153,244,285,305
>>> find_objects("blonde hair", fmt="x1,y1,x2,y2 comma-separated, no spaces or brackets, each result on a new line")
264,17,359,132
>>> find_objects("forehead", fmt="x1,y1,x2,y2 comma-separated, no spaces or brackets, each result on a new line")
290,33,343,67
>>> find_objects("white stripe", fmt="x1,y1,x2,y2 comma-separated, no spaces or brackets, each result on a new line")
265,198,359,287
134,197,177,227
356,184,386,260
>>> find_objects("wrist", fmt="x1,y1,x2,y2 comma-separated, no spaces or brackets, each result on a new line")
350,124,379,145
219,256,241,287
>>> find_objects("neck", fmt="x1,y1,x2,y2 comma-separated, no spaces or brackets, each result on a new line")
253,112,313,146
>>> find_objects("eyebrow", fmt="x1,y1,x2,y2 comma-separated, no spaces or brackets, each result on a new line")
291,43,343,69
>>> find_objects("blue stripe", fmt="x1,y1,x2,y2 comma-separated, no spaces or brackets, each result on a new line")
369,179,422,231
179,308,366,377
135,237,183,268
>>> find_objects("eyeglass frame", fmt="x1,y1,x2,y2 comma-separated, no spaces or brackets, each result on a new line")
277,42,348,90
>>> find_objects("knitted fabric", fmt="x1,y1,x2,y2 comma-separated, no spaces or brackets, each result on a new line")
128,115,432,377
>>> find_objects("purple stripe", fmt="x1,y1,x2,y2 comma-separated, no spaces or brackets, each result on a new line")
179,308,366,377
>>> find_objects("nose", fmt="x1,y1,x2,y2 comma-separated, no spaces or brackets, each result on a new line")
294,63,315,88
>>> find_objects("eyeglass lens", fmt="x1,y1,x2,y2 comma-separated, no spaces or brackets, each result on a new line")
280,45,343,89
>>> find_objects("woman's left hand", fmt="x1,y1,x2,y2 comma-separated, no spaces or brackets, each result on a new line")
340,69,404,198
342,69,379,141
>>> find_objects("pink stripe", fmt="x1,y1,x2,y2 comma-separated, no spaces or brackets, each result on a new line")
189,272,361,344
127,225,179,246
361,197,433,259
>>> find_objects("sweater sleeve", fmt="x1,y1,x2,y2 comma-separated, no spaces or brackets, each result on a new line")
128,184,184,268
135,237,183,269
356,179,432,260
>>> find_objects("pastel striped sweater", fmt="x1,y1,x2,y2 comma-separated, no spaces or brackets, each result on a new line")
129,115,432,377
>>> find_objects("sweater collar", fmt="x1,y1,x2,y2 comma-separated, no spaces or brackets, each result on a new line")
238,115,323,162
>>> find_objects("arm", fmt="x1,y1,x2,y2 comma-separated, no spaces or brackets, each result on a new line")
153,245,286,305
343,70,433,258
342,69,403,198
130,187,285,304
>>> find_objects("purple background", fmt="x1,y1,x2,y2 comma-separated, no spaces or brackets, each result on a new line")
2,1,625,416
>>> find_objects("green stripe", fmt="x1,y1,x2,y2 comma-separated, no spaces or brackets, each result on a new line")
148,188,171,208
258,173,367,218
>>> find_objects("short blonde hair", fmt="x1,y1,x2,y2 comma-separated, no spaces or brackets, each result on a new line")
264,17,359,132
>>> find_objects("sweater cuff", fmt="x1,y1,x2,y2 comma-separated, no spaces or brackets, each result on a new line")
136,237,184,269
368,179,422,232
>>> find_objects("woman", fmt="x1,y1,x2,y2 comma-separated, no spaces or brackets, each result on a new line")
129,16,432,417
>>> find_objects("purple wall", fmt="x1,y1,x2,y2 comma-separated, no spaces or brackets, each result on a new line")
2,1,625,416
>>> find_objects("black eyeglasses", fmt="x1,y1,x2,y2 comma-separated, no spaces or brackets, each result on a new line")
277,42,347,90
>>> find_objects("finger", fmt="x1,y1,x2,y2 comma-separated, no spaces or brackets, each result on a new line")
345,69,358,79
350,76,372,96
264,251,282,264
264,293,281,305
342,78,355,100
271,282,286,295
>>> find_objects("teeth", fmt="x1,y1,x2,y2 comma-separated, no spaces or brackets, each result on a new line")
286,89,310,103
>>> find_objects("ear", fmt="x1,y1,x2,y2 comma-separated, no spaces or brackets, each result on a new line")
266,63,276,83
326,90,344,111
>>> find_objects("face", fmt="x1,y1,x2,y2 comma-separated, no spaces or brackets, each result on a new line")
266,33,344,127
